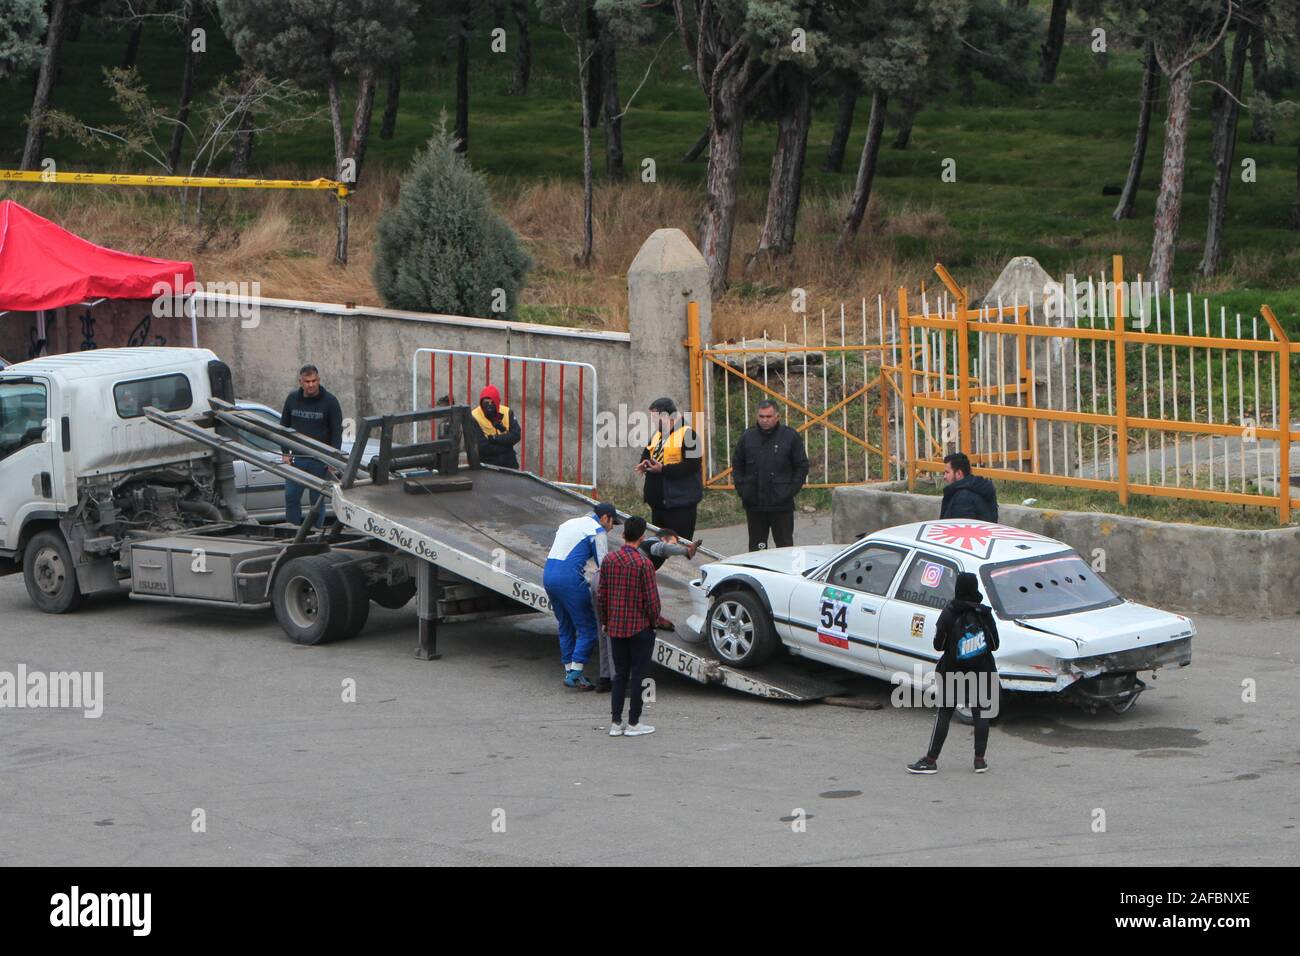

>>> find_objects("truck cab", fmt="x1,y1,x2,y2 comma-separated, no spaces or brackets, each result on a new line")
0,348,236,608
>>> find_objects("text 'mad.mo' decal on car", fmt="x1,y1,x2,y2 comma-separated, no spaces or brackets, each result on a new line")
918,521,1047,559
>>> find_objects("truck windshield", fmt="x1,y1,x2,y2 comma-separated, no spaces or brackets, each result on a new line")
981,552,1120,619
0,381,48,461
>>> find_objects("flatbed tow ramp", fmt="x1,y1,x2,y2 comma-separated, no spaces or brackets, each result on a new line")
147,402,850,702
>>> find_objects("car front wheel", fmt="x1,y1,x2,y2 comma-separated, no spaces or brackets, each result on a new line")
706,589,779,668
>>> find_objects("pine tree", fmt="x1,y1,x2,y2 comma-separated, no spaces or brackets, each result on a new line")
0,0,47,81
373,128,533,320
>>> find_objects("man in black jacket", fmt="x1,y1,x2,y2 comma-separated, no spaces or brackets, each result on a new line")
908,572,1000,775
939,452,999,522
280,364,343,526
732,401,810,551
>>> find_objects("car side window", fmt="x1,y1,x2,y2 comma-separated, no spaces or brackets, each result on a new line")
234,427,280,453
894,553,960,610
826,544,907,597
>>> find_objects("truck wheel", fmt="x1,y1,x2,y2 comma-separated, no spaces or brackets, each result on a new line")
273,555,349,645
328,557,371,639
706,590,778,668
370,580,416,609
23,531,83,614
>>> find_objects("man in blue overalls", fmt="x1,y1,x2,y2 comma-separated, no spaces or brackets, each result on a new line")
544,502,619,689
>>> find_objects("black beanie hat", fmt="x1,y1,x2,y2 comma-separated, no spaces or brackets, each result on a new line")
955,571,982,603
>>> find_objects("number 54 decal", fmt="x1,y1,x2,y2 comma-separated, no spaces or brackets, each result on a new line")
818,586,853,649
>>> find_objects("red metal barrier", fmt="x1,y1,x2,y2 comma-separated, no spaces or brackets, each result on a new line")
417,348,597,488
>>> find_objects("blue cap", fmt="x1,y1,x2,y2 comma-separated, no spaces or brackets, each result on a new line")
594,502,621,524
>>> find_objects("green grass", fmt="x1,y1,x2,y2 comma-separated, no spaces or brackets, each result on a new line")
516,302,607,328
911,477,1288,529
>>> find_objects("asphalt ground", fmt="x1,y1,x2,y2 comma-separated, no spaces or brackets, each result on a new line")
0,514,1296,866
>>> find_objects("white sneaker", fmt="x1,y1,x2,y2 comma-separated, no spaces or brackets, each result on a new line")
608,722,626,737
623,723,655,737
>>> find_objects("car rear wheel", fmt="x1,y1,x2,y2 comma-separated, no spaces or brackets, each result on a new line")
706,590,778,668
955,690,1008,726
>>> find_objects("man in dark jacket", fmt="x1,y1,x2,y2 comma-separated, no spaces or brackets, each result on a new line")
732,401,810,551
472,384,521,469
280,364,343,526
636,397,703,540
908,572,1000,774
939,452,999,522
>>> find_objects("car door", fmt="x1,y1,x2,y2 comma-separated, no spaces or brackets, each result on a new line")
229,425,289,518
786,542,910,671
876,551,962,685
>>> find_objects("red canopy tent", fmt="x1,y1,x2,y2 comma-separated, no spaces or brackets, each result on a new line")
0,199,196,346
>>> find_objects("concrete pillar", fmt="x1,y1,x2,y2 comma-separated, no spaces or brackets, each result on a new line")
976,256,1077,477
625,229,712,479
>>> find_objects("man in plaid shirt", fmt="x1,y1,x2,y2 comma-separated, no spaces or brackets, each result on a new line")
596,516,661,737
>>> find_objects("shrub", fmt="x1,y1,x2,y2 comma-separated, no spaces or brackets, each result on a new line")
373,126,532,319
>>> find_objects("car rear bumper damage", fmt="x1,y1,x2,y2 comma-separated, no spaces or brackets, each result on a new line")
998,635,1193,700
1060,635,1193,680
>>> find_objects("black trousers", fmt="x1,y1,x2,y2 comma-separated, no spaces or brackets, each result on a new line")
610,628,655,725
926,705,990,760
745,509,795,551
651,506,697,542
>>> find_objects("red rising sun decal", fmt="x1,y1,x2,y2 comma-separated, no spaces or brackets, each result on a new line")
920,522,1044,557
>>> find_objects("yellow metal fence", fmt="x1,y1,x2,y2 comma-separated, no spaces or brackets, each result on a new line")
687,257,1300,524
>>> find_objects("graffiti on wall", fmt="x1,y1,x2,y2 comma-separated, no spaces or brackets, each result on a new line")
79,311,97,351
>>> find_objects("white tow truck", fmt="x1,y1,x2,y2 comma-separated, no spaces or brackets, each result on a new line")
0,348,851,700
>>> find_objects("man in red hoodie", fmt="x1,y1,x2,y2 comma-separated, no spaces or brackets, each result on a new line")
471,385,521,469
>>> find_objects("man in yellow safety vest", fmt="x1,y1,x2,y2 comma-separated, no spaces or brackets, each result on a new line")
471,384,520,469
635,397,702,540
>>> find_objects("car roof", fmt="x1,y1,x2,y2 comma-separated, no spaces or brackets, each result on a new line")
236,402,277,417
867,519,1072,565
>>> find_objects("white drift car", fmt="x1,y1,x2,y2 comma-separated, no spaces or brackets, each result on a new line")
685,520,1194,713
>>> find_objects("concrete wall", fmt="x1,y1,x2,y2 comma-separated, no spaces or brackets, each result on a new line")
832,484,1300,618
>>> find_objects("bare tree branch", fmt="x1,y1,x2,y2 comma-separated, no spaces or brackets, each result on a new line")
613,30,676,122
1169,0,1234,79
